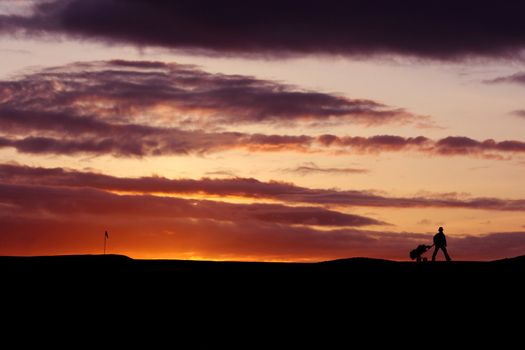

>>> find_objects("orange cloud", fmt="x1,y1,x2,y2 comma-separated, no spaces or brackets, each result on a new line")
3,164,525,212
1,211,524,261
2,164,525,261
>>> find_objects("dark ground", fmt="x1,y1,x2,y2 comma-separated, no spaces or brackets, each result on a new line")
2,254,524,293
1,255,523,340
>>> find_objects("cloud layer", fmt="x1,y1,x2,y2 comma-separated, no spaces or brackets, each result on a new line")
2,0,525,59
0,61,525,159
1,193,524,261
2,122,525,160
2,3,525,262
0,182,386,227
2,164,525,212
0,60,415,128
2,163,525,261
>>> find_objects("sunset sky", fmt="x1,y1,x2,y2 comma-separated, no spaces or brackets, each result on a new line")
1,0,525,261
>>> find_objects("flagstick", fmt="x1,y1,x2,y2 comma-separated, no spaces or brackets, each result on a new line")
104,231,107,255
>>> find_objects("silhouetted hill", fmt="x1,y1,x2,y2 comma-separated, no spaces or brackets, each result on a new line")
2,254,524,283
2,254,523,315
1,253,523,269
1,254,522,335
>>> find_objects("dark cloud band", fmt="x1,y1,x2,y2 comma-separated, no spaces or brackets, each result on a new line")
2,0,525,59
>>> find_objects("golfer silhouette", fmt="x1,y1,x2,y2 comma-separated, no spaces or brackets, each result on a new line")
432,227,451,262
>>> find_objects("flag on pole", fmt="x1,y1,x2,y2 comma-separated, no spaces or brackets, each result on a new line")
104,230,109,255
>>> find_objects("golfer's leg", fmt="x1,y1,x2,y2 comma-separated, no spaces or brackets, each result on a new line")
432,247,438,261
442,247,451,262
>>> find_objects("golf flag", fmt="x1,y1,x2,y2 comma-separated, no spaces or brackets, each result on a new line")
103,231,109,255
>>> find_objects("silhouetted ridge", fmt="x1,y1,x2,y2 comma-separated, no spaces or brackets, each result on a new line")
320,257,396,265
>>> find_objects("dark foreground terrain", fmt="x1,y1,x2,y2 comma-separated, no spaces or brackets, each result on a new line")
1,254,524,293
1,255,523,338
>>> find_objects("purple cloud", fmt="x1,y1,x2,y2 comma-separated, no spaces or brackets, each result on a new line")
2,164,525,212
0,60,415,128
2,1,525,59
0,61,524,159
485,72,525,85
510,110,525,118
0,182,385,227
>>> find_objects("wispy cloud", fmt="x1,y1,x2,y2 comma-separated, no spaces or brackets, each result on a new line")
204,169,238,177
0,48,30,54
485,72,525,85
510,110,525,119
417,219,433,225
281,162,368,175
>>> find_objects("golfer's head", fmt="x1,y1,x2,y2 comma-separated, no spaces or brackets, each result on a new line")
438,227,444,232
